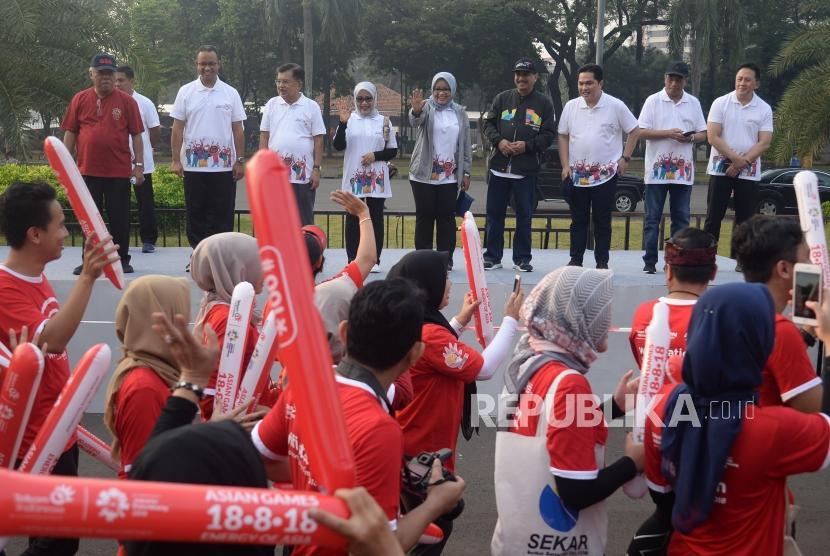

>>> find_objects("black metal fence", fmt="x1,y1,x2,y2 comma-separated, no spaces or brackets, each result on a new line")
61,208,729,251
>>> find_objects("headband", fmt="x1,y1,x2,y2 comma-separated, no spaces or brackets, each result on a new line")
665,239,717,267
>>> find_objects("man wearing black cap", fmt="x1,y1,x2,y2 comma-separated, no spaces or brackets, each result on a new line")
62,52,145,275
482,57,556,272
637,61,707,274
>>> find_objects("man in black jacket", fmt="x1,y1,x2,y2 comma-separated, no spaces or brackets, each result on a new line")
482,58,556,272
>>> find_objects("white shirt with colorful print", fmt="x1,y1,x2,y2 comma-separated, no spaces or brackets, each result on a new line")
260,94,326,184
340,113,397,198
429,109,460,185
706,91,773,182
558,92,639,187
171,77,246,173
639,89,707,185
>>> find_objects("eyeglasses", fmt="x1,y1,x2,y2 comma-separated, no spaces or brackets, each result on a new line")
276,79,297,86
356,96,374,103
433,87,451,93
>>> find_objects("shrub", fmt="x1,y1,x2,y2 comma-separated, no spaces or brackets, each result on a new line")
0,164,185,208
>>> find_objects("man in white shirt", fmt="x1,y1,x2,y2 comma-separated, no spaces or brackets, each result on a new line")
115,65,160,254
638,61,707,274
703,62,773,268
170,45,246,253
259,63,326,226
558,64,640,269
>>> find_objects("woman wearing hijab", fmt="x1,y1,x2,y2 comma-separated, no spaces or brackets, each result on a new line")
409,72,472,268
190,232,264,418
333,82,398,272
491,266,642,556
104,275,191,479
644,283,830,556
389,250,521,555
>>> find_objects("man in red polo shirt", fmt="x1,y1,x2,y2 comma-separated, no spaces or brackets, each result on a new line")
62,52,144,274
0,181,118,555
252,279,465,555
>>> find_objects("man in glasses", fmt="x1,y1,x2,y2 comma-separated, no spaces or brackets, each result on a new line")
482,57,556,273
259,63,326,225
170,45,246,258
61,52,145,275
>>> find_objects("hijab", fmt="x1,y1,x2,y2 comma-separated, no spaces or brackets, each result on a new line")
352,81,379,118
104,275,191,457
428,72,457,112
505,267,613,393
190,232,262,325
387,250,454,336
660,283,775,533
125,420,271,556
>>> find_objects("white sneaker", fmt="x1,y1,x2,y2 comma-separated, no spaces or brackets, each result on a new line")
370,264,381,273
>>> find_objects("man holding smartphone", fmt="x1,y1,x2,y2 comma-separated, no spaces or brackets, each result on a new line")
733,215,823,411
637,62,707,274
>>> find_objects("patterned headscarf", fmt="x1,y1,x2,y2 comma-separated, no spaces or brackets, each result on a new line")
507,267,614,384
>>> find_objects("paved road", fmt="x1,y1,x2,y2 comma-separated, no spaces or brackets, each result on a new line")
236,177,713,214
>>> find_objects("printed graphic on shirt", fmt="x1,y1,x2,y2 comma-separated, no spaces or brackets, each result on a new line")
431,157,457,181
280,153,308,182
111,108,122,121
650,152,694,183
525,108,542,130
185,139,233,169
348,168,385,195
501,109,516,121
571,159,617,186
708,154,759,179
442,343,469,369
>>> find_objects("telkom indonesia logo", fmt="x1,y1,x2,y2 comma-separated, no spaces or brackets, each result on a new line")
96,488,130,523
260,246,297,347
539,485,579,532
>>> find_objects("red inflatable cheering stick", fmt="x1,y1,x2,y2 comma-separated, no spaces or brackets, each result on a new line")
245,150,356,493
43,137,125,290
0,344,44,468
0,468,349,547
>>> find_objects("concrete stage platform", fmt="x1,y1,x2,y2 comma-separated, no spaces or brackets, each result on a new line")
0,245,747,413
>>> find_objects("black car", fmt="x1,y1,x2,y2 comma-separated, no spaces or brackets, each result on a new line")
751,168,830,215
510,145,645,213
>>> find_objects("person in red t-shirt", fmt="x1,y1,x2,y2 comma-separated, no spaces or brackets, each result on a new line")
644,283,830,556
733,215,822,411
629,228,717,376
387,250,522,555
103,275,191,478
62,52,145,274
0,181,118,555
492,266,643,556
189,232,263,419
252,278,465,555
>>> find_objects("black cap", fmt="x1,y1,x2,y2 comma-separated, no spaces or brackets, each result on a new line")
513,57,538,73
90,52,117,72
665,61,689,78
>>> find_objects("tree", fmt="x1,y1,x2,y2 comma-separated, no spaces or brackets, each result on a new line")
0,0,119,156
768,21,830,165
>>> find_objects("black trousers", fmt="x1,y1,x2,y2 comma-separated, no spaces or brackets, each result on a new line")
183,171,236,249
401,490,461,556
345,197,384,264
569,175,617,265
410,180,458,258
704,174,758,255
291,182,317,226
133,172,158,245
16,445,80,555
84,176,131,263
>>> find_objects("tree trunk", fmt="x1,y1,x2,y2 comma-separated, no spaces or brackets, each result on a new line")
690,27,702,97
548,64,563,120
302,0,313,96
324,85,332,156
635,25,644,63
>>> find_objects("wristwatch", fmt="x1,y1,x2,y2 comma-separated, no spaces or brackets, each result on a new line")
312,165,322,171
235,157,245,164
134,162,144,167
621,155,631,163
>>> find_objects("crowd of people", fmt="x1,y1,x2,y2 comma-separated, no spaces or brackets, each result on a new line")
0,44,823,556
